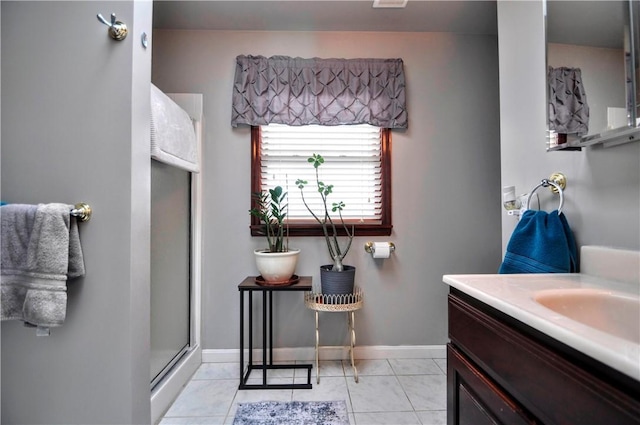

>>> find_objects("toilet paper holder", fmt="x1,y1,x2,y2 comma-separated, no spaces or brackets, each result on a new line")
364,241,396,256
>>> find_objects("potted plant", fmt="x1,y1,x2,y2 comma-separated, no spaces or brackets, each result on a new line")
249,186,300,284
296,154,355,295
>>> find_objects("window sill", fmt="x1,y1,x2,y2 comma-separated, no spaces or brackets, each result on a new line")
250,223,392,237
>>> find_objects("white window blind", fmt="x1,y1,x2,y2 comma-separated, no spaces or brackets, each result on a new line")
260,124,383,222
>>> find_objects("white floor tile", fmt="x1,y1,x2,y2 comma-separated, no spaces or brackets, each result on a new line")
398,375,447,411
416,410,447,425
159,358,449,425
192,363,239,380
433,358,447,375
228,378,293,418
347,375,413,413
345,359,393,376
354,411,422,424
163,379,237,418
313,359,347,377
293,376,353,412
160,416,226,425
389,358,444,375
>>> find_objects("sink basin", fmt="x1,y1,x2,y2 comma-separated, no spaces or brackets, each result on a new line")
533,288,640,343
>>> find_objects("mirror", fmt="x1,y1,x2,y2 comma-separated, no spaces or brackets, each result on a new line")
546,0,640,149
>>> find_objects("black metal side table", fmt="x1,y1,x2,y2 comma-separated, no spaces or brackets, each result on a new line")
238,275,313,390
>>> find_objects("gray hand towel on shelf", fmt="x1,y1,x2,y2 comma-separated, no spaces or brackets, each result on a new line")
1,203,85,328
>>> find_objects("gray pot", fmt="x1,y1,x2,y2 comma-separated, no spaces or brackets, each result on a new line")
320,265,356,295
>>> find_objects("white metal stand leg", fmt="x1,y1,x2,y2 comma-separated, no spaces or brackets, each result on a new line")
348,311,358,382
314,310,359,384
305,288,363,385
315,310,320,384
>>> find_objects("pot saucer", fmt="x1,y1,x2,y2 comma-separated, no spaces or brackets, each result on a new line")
255,274,300,286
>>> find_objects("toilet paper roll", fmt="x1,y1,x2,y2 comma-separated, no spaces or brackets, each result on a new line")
372,242,391,259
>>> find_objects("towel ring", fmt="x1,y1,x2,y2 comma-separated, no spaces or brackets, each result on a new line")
526,179,564,214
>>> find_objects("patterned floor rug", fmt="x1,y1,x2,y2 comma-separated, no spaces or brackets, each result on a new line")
232,400,349,425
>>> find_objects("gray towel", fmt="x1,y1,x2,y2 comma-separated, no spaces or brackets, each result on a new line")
1,203,85,327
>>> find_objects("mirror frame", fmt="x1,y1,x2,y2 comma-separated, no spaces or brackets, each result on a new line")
545,0,640,150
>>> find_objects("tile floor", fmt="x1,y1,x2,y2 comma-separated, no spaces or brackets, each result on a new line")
159,357,447,425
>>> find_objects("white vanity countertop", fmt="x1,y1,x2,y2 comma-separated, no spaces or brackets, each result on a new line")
443,273,640,382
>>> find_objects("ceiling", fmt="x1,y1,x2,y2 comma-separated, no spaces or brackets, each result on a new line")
547,1,626,49
152,0,498,34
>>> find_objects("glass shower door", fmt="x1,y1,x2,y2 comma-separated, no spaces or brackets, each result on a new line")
150,159,192,388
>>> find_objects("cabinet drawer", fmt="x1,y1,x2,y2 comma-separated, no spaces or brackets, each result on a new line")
448,344,538,425
448,292,640,425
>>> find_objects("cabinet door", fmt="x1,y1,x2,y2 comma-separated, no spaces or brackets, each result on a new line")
448,345,538,425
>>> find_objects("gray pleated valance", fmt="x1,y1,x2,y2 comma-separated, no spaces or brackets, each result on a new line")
548,67,589,135
231,55,407,128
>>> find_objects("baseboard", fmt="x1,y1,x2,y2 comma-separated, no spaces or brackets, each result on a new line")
151,345,202,425
201,345,446,363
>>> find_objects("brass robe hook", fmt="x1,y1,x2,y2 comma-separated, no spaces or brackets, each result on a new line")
97,13,128,41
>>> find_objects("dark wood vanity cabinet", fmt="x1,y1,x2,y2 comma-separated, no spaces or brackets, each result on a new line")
447,288,640,425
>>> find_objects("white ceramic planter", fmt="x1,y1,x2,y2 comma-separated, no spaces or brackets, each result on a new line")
254,248,300,283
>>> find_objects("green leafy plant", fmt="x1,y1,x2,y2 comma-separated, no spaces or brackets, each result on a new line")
296,153,354,271
249,186,289,252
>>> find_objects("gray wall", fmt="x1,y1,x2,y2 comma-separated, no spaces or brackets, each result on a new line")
498,1,640,253
152,30,502,350
1,2,153,424
548,43,625,136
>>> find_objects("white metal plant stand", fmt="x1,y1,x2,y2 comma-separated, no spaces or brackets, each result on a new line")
304,287,364,384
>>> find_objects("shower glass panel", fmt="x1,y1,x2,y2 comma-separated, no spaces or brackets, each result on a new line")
150,159,191,387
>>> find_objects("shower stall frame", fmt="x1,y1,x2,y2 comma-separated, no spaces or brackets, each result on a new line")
150,93,204,424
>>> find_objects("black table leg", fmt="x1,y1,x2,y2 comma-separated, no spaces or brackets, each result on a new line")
268,290,273,365
238,277,313,390
239,291,244,387
262,289,267,385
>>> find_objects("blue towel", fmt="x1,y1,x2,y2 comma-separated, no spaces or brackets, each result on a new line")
499,209,578,274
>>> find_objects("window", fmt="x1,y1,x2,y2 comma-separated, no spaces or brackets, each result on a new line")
251,124,392,237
